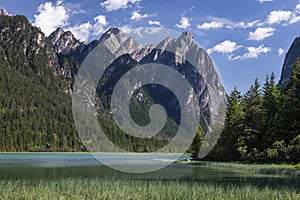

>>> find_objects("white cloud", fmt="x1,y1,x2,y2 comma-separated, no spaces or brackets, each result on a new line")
208,40,242,54
230,45,271,60
266,10,293,24
265,7,300,25
235,20,260,28
94,15,107,26
64,2,86,15
257,0,274,3
93,15,108,36
198,2,300,33
33,1,109,41
244,45,271,58
148,20,162,26
33,1,69,36
68,22,92,42
176,17,191,29
130,11,151,21
296,2,300,11
197,18,259,30
289,16,300,24
144,27,163,34
247,27,275,41
67,15,108,42
197,21,224,30
100,0,140,11
278,48,285,56
119,25,132,34
263,2,300,25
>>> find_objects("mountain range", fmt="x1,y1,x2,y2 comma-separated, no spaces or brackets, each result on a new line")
0,7,299,152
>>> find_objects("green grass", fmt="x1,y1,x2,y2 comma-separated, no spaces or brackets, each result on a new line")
271,163,300,169
0,178,298,200
177,160,300,177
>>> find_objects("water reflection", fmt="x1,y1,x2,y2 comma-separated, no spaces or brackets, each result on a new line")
0,153,298,190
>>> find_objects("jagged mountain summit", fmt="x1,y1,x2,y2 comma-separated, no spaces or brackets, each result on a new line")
0,8,11,16
49,28,86,55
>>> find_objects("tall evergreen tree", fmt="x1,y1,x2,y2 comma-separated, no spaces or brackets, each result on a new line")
190,125,204,159
214,87,245,161
276,58,300,143
261,72,280,148
242,78,263,159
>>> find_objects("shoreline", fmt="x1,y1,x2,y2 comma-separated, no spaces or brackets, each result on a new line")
176,160,300,170
1,152,298,169
0,152,185,155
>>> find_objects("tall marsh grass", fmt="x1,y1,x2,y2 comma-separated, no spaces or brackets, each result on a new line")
0,178,298,200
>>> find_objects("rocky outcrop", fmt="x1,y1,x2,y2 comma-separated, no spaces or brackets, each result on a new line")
279,37,300,88
0,8,10,16
49,28,85,55
0,15,64,83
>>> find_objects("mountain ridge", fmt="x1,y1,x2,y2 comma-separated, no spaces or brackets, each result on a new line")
49,25,227,151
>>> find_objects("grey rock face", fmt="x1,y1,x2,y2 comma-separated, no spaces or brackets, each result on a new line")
49,28,85,55
138,31,226,129
89,28,226,131
99,27,142,56
50,27,227,129
279,37,300,88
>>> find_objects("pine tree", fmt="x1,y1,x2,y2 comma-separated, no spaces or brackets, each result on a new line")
214,87,245,161
242,78,263,160
261,72,280,148
276,57,300,144
190,125,204,159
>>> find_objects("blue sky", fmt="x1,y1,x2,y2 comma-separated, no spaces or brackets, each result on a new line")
1,0,300,93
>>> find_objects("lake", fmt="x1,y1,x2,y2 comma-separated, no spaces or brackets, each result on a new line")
0,153,298,188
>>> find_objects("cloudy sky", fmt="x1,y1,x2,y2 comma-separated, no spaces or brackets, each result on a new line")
1,0,300,92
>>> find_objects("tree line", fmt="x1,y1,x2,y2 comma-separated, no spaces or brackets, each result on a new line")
207,59,300,164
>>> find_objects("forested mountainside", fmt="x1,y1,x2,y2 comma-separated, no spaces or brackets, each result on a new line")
0,12,226,152
0,15,82,151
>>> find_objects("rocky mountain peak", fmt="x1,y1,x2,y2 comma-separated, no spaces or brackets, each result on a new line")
49,28,65,43
49,28,83,55
99,27,121,41
0,8,10,16
99,27,142,56
107,26,121,35
177,32,194,48
182,31,193,39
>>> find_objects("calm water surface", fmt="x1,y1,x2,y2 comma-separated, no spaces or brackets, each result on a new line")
0,153,298,188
